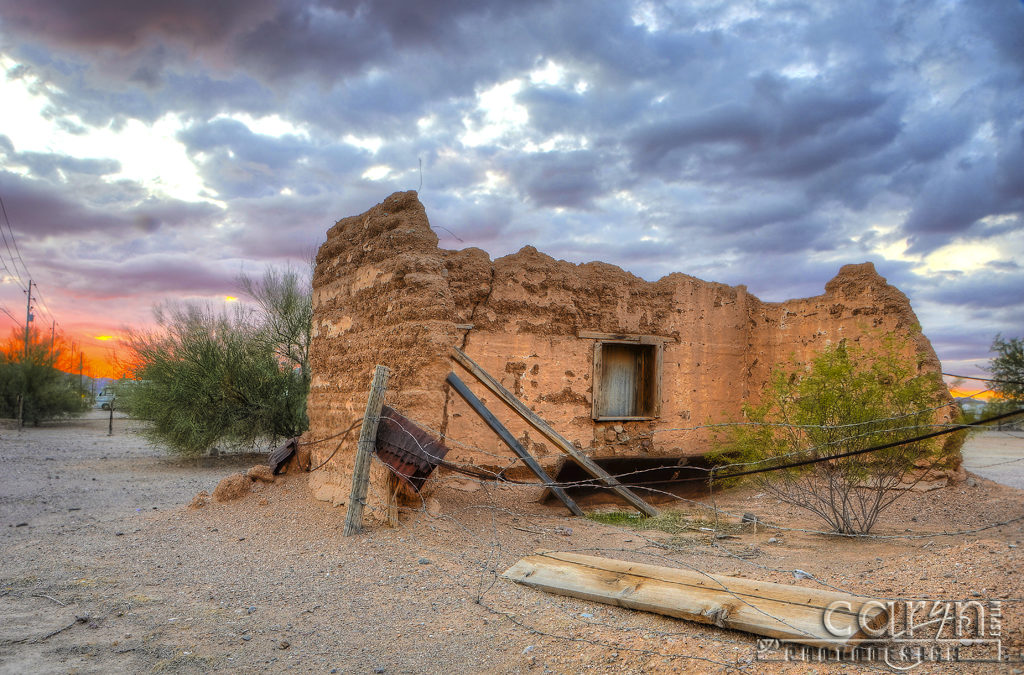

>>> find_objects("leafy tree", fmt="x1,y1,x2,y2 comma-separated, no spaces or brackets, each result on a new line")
0,327,88,425
120,266,311,456
711,338,954,535
238,265,312,383
988,334,1024,403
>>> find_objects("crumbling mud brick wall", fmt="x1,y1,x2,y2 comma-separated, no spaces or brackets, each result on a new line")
306,191,958,512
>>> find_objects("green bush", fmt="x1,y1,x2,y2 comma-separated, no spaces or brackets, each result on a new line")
988,334,1024,403
711,337,953,534
0,328,88,425
121,267,311,456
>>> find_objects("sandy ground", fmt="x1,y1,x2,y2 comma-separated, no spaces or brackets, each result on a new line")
2,415,1024,674
963,430,1024,490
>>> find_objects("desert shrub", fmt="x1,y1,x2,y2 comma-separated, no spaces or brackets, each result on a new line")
0,328,88,425
710,338,953,535
988,334,1024,403
120,267,311,456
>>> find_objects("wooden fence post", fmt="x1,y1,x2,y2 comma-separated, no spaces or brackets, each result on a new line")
343,365,391,536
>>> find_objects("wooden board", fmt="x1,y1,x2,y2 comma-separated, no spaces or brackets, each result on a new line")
446,372,584,516
502,551,888,648
450,347,659,517
577,331,673,343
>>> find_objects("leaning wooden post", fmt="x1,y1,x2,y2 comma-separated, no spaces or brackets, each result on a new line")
343,365,392,536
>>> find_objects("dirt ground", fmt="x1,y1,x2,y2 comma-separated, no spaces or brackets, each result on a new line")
2,414,1024,674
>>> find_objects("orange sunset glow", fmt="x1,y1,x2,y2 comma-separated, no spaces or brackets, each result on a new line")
948,386,997,402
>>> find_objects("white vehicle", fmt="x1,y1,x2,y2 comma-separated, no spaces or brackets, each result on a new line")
95,389,115,410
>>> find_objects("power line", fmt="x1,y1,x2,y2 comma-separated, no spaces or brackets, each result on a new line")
696,406,1024,484
0,196,26,291
0,192,60,329
0,304,23,328
942,372,1024,386
0,193,30,288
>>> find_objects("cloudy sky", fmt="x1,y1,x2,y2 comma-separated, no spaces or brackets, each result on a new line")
0,1,1021,384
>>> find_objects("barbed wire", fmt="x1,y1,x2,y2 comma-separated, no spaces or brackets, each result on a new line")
302,394,1024,666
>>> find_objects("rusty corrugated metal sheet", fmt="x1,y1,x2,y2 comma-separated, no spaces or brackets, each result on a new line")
374,406,449,491
268,437,298,474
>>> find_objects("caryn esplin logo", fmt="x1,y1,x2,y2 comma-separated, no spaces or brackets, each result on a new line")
756,599,1007,670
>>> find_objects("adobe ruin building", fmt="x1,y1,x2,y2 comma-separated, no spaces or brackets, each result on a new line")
305,191,957,514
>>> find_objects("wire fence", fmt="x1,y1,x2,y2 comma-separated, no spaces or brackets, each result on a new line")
301,396,1024,669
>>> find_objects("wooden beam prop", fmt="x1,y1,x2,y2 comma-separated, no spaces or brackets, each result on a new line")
450,347,659,517
446,372,585,517
503,551,888,648
343,365,391,536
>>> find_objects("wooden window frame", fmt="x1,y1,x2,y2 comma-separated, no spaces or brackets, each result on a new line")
590,336,664,421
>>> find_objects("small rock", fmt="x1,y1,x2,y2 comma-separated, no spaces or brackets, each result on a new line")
767,537,780,544
554,526,573,536
612,425,624,433
373,669,385,674
278,640,290,650
580,613,593,618
426,499,441,517
241,635,251,641
740,513,759,524
966,477,978,488
523,645,535,655
15,522,28,527
418,558,431,565
247,606,257,614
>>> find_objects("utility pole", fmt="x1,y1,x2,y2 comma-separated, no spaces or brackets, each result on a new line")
18,280,33,430
23,279,33,358
50,319,55,358
79,352,84,395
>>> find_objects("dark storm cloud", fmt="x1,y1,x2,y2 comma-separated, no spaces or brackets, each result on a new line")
43,252,238,298
507,150,604,209
627,79,898,180
0,162,222,240
916,269,1024,310
0,0,276,49
0,170,132,237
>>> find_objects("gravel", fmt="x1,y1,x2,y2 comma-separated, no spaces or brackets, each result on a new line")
2,414,1023,673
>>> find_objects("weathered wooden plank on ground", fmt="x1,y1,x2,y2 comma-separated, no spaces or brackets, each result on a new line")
502,551,888,648
343,365,391,536
446,372,584,516
450,346,659,517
